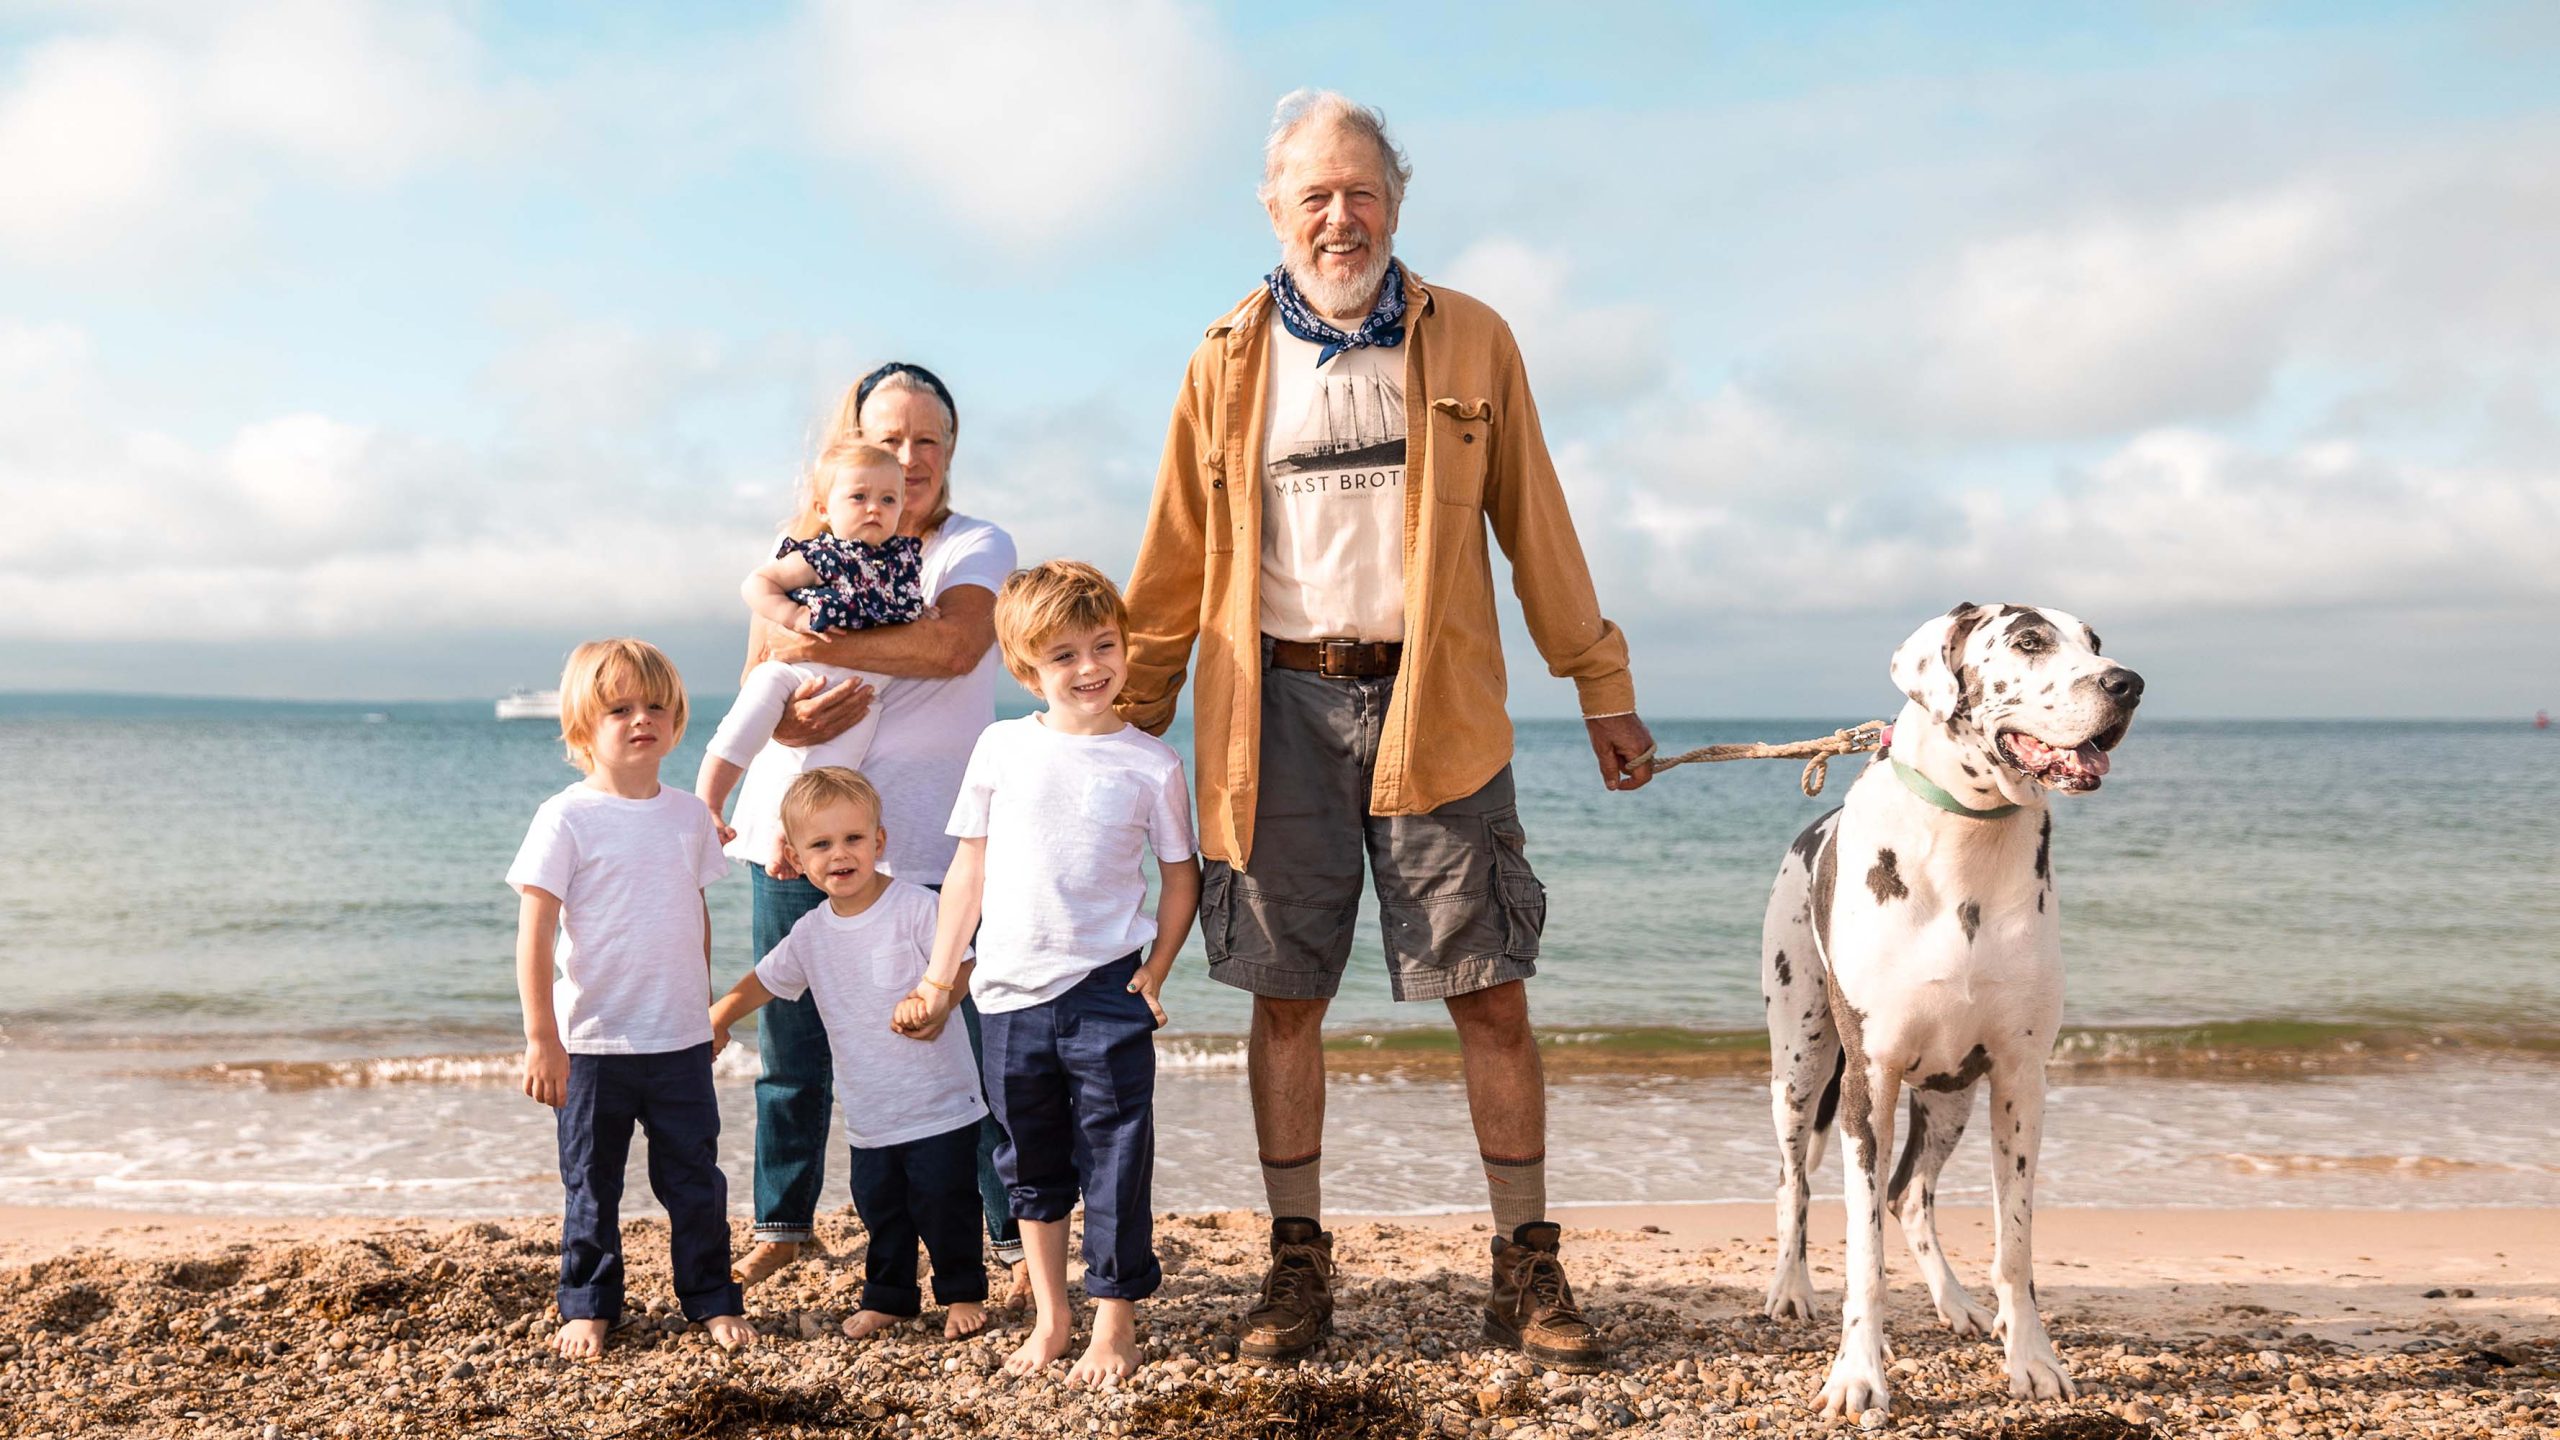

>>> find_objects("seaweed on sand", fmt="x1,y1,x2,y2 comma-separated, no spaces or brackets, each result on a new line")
1125,1373,1425,1439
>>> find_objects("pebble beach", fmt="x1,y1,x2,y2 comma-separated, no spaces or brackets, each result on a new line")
6,1203,2554,1439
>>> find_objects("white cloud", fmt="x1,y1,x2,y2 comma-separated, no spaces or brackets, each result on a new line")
0,1,506,262
1438,238,1671,412
801,0,1233,247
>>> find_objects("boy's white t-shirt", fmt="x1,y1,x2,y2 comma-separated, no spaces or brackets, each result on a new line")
751,879,986,1149
506,784,732,1055
946,716,1196,1014
866,513,1017,885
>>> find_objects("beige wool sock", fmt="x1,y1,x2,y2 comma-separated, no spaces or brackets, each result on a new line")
1482,1151,1547,1237
1260,1150,1323,1225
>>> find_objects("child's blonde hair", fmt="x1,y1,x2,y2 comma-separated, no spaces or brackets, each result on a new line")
778,766,885,844
556,638,689,771
786,435,905,542
993,560,1130,689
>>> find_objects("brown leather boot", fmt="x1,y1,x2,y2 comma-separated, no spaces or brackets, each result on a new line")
1484,1221,1609,1372
1238,1216,1334,1360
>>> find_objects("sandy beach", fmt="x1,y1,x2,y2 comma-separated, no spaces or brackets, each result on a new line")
4,1202,2552,1439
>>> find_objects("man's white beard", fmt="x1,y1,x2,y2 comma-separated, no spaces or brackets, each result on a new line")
1285,234,1393,321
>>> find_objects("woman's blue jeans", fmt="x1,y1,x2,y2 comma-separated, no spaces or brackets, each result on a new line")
749,865,1019,1260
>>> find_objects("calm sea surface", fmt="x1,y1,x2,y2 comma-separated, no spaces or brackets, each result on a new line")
2,698,2554,1215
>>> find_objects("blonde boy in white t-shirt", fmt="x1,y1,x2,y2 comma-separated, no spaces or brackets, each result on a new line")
893,560,1201,1388
507,638,752,1359
707,766,991,1342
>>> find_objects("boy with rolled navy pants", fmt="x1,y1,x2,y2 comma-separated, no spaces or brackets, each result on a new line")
708,766,991,1341
895,561,1201,1388
507,638,753,1359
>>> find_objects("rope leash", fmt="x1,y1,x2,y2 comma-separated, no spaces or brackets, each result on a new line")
1633,721,1891,798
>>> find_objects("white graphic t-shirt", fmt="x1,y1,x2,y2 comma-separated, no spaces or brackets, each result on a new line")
1259,311,1408,643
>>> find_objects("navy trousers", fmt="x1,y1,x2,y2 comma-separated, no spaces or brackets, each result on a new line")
845,1121,989,1315
752,865,1018,1259
556,1043,742,1323
979,952,1161,1301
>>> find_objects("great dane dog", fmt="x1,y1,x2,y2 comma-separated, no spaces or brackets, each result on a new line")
1758,603,2142,1418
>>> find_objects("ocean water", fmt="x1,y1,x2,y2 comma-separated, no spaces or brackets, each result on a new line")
1,696,2555,1217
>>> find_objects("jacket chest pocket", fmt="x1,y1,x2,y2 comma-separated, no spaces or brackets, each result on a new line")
1428,397,1492,508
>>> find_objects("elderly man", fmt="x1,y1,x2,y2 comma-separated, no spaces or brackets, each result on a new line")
1119,91,1655,1372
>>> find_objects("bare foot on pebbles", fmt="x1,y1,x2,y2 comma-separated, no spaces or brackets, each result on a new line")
841,1309,901,1342
706,1314,755,1351
730,1239,799,1289
1001,1259,1034,1310
945,1301,988,1339
1068,1302,1138,1389
1004,1315,1074,1376
554,1318,609,1360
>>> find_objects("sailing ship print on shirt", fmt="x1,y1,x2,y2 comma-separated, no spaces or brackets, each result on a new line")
1274,368,1407,478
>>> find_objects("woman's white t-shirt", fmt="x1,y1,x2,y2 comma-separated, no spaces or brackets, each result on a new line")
869,513,1017,885
751,879,986,1149
506,784,731,1054
945,716,1196,1014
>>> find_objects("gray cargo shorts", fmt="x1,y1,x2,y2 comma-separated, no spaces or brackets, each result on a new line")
1200,650,1549,1003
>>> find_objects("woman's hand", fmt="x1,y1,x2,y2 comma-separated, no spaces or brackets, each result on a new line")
522,1037,570,1108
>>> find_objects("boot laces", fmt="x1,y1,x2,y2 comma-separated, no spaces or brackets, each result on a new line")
1261,1245,1324,1310
1518,1250,1582,1322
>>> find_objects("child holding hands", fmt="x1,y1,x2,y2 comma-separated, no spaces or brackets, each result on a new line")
894,561,1199,1387
697,437,928,869
508,639,753,1358
707,767,991,1340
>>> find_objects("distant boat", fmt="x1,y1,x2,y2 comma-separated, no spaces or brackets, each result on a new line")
495,688,561,722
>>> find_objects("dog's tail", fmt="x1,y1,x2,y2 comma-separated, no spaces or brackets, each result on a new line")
1813,1047,1846,1133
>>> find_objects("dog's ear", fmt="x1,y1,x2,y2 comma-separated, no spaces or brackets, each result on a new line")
1890,603,1992,725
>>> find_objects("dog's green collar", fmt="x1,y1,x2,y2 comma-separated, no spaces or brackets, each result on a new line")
1891,758,2022,820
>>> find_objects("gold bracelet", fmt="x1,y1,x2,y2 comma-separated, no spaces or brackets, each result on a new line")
919,975,954,993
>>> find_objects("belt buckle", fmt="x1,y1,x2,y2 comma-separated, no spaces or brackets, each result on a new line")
1319,637,1359,678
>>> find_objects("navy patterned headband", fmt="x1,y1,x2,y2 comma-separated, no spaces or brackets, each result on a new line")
854,361,957,430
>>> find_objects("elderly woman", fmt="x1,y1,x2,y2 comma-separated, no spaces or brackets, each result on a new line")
735,362,1024,1301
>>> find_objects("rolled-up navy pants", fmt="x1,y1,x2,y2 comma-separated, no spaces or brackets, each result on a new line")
556,1043,742,1323
978,952,1161,1301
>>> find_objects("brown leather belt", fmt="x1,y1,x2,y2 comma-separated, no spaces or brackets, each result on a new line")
1267,636,1403,678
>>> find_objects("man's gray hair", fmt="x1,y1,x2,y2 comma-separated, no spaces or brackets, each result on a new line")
1256,89,1412,211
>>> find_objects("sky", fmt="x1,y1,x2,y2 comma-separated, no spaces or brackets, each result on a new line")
2,0,2555,718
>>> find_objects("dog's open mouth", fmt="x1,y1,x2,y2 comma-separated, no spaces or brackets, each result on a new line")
1996,717,2128,792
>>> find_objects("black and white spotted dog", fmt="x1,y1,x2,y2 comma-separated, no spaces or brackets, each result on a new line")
1759,603,2143,1418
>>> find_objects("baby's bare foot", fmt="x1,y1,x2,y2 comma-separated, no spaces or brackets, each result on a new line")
1001,1259,1033,1311
944,1301,988,1339
1003,1315,1074,1376
841,1309,901,1342
706,1314,756,1351
731,1240,799,1289
554,1317,609,1360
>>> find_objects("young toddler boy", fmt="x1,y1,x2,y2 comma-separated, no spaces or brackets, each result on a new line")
507,638,753,1358
707,766,991,1340
894,560,1200,1387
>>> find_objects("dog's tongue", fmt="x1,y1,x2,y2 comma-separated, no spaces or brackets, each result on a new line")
2072,742,2111,778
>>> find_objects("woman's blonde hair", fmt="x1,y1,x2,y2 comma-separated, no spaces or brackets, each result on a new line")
824,366,957,536
556,638,688,771
993,560,1130,689
785,436,904,542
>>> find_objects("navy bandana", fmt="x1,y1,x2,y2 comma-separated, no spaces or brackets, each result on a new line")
1266,258,1408,366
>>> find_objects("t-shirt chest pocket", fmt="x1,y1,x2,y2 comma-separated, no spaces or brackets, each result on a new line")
1082,773,1149,829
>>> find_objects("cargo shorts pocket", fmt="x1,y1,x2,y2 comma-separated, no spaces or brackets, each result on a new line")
1198,861,1236,964
1489,809,1547,961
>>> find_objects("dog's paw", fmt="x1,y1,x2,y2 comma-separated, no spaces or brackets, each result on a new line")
2004,1333,2076,1400
1813,1348,1891,1417
1934,1287,1995,1338
1764,1268,1821,1322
